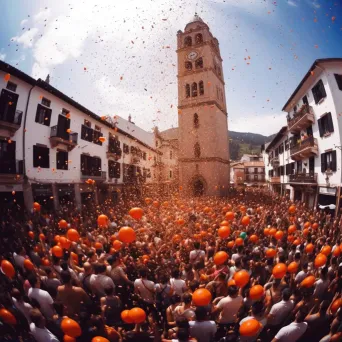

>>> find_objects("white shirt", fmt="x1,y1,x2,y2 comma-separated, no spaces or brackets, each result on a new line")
189,249,205,264
216,295,243,323
12,297,32,323
134,278,156,303
28,288,54,319
170,278,187,296
30,323,59,342
189,321,217,342
269,300,294,326
314,278,329,298
295,270,307,284
13,252,25,271
275,322,308,342
90,274,115,297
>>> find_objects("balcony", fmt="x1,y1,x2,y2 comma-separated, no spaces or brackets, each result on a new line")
50,125,78,151
107,139,122,160
0,160,23,183
289,172,317,184
270,156,279,167
80,171,106,182
287,105,314,133
0,110,23,135
270,176,281,184
290,137,318,160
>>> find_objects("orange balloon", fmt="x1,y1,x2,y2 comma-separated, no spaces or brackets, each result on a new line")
304,221,311,228
61,318,82,338
71,252,78,263
312,222,319,230
0,308,17,325
177,218,185,225
275,231,284,240
97,214,108,228
227,241,235,249
41,258,51,266
54,235,61,243
52,245,63,258
67,229,80,242
249,235,259,243
64,336,76,342
118,227,136,243
4,73,11,81
128,307,146,323
331,299,342,314
235,237,244,246
92,337,110,342
302,228,309,236
59,219,68,229
249,285,264,300
269,228,277,236
220,220,230,227
1,260,15,279
301,275,316,288
112,240,122,250
289,205,296,214
287,262,298,274
129,207,144,220
218,226,230,239
288,225,296,234
293,239,301,246
24,259,34,271
333,247,341,257
121,310,134,323
264,228,270,236
266,248,276,258
192,288,212,306
94,242,103,250
214,251,229,265
321,245,332,256
240,205,247,213
228,279,236,287
60,237,71,250
315,253,327,268
172,234,182,243
272,263,287,279
239,318,261,337
39,233,45,241
233,270,250,287
145,197,152,205
153,201,159,208
28,231,34,239
225,211,235,221
288,235,295,243
241,216,250,226
33,202,41,212
99,136,106,143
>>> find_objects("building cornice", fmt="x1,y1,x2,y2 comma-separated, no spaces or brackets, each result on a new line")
179,157,230,164
178,100,227,116
177,67,225,85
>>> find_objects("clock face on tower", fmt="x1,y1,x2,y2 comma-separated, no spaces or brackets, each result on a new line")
187,51,198,60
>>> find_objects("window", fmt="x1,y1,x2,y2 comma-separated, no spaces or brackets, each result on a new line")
199,81,204,95
41,97,51,107
108,137,121,154
6,81,17,92
194,142,201,158
195,57,203,69
93,130,103,145
35,104,52,126
0,89,19,123
191,82,197,97
123,143,129,154
334,74,342,91
285,139,289,151
318,112,334,136
146,169,151,178
62,108,70,116
56,151,68,170
321,151,337,172
33,145,49,168
297,160,302,173
94,125,101,132
194,113,199,128
84,119,91,128
279,143,284,154
185,84,190,98
143,152,147,160
254,175,258,180
185,61,192,71
302,95,308,105
170,150,173,159
108,160,120,178
169,170,173,179
81,154,101,176
312,79,326,104
184,36,192,47
81,124,93,142
195,33,203,44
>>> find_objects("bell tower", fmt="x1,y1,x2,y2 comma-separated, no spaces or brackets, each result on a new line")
177,14,230,196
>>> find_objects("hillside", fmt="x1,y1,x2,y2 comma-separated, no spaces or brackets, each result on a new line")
229,130,275,161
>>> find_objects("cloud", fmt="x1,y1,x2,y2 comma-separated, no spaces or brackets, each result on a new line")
34,8,51,22
31,62,49,79
20,19,28,26
0,53,6,61
306,0,320,8
287,0,298,6
11,28,39,48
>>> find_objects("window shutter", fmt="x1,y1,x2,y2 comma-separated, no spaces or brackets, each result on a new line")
35,104,42,123
327,112,334,133
45,108,52,126
312,85,318,104
320,80,327,98
317,118,323,137
33,146,39,167
321,153,326,172
331,150,337,171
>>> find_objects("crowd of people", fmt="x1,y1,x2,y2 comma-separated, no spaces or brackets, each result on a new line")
0,188,342,342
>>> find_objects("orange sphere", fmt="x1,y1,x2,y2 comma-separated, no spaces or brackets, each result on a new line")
67,229,80,242
129,207,144,220
177,218,185,225
275,231,284,240
241,216,250,226
24,259,34,271
1,260,15,279
228,279,236,287
39,233,45,241
0,308,17,325
289,205,296,214
305,243,315,254
287,235,295,243
272,263,287,279
249,285,264,300
293,239,301,246
64,336,76,342
269,228,277,236
4,73,11,81
312,222,319,230
331,299,342,314
54,235,61,242
287,262,298,274
92,337,110,342
225,211,235,221
172,234,182,243
121,310,134,323
235,237,244,246
321,245,332,256
52,245,63,258
94,242,103,250
302,228,309,236
59,219,68,229
288,225,296,234
214,251,229,265
28,231,34,239
60,237,71,250
97,214,108,228
233,270,250,287
192,288,212,306
266,248,276,258
218,226,230,239
153,201,159,208
304,221,311,228
249,235,259,243
220,220,229,227
301,275,316,288
61,318,82,338
240,205,247,213
112,240,122,251
118,227,136,243
145,197,152,205
315,253,327,268
264,228,270,236
333,247,341,257
41,258,51,266
128,307,146,324
33,202,41,212
239,318,261,337
227,241,235,249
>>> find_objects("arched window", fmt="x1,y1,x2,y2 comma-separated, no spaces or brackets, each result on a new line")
194,113,199,128
195,57,203,69
199,81,204,95
185,84,190,98
195,33,203,44
194,142,201,158
184,36,192,47
185,61,192,71
192,82,198,97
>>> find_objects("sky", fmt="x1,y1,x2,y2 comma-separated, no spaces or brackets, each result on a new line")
0,0,341,136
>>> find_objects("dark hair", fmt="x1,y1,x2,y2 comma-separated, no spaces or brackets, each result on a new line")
234,258,241,268
176,317,190,329
251,301,264,315
189,280,200,292
182,293,192,304
282,288,291,301
195,306,209,321
104,286,115,296
177,328,190,341
194,242,200,250
296,308,308,323
228,285,239,297
172,269,180,279
27,273,38,287
30,308,43,325
60,270,72,284
139,267,148,278
218,273,227,281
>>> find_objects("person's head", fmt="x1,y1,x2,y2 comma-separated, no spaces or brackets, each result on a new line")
184,264,193,273
296,308,308,323
228,285,239,297
94,263,106,275
11,288,23,301
194,242,200,250
195,306,209,321
30,308,45,327
234,258,241,268
104,285,115,296
282,288,291,301
177,328,190,341
139,267,148,278
321,266,328,278
189,280,200,293
60,270,72,285
217,273,227,282
107,253,120,266
172,268,180,279
176,317,190,329
27,273,39,288
182,293,192,305
251,301,264,316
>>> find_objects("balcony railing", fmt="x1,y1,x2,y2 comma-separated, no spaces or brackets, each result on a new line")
80,170,106,181
289,172,317,183
270,176,281,184
0,160,23,183
270,156,279,167
287,105,314,133
290,137,318,160
0,110,23,133
50,125,78,150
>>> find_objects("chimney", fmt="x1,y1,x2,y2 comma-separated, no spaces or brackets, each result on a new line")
45,74,50,84
128,114,131,123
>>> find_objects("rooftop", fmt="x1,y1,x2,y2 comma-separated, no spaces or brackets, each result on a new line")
266,126,287,152
159,127,179,141
244,161,265,167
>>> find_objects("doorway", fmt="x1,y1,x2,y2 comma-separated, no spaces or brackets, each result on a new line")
193,179,204,196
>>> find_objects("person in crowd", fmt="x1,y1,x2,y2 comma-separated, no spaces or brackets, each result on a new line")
29,308,59,342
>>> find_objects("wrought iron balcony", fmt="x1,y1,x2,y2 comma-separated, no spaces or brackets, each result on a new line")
270,176,281,184
289,172,317,184
80,170,106,181
0,110,23,134
287,105,314,133
290,137,318,160
50,125,78,151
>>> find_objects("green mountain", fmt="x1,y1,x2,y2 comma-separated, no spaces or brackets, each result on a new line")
229,130,275,161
